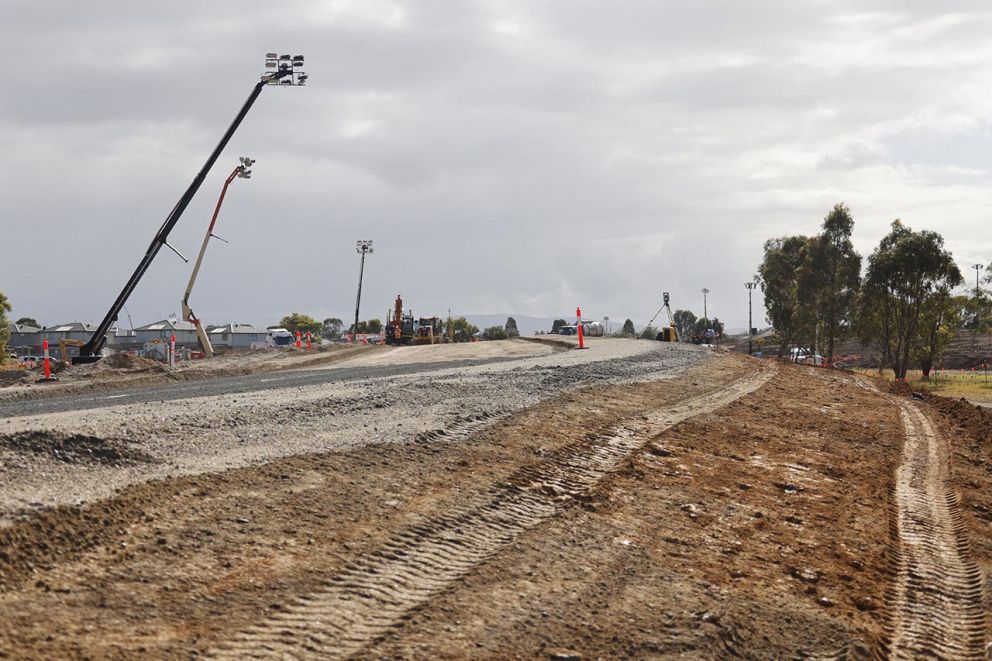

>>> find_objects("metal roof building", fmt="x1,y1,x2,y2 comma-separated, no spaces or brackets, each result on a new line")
209,323,268,348
9,323,41,351
134,319,199,346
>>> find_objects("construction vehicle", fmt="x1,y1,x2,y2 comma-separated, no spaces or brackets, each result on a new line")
181,157,254,358
384,295,442,345
647,291,679,342
414,317,443,345
58,339,86,363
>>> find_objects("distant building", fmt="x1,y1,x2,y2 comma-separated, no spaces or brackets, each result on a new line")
8,324,41,353
40,322,97,343
107,327,139,351
134,319,198,347
36,322,102,359
209,323,268,349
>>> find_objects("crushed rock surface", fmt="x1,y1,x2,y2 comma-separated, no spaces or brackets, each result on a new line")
0,338,708,522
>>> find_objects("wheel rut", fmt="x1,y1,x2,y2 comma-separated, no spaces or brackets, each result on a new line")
208,368,775,659
882,398,986,659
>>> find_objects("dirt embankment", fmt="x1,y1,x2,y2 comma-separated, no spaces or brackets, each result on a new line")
0,356,907,658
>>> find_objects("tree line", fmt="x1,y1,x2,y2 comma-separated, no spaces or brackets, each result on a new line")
758,203,971,380
277,313,489,343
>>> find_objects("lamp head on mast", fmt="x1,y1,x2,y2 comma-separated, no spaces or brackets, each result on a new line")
263,53,307,85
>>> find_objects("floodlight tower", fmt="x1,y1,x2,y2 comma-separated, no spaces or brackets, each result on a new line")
353,240,374,344
701,288,710,330
74,54,307,363
973,263,985,298
182,157,255,358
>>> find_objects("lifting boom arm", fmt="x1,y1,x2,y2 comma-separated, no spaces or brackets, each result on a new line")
182,162,251,357
74,66,295,363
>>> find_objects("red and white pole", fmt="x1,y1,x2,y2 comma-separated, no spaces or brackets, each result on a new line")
170,334,176,367
296,330,302,349
43,339,51,379
306,331,312,351
576,306,585,350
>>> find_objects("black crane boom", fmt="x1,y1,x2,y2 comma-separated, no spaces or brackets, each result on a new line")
75,72,288,362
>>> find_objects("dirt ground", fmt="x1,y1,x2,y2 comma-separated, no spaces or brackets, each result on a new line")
0,353,939,658
908,388,992,648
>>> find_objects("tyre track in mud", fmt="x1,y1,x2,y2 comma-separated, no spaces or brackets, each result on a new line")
881,398,986,659
209,367,775,660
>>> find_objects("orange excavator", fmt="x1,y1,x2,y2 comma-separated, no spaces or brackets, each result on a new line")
384,295,442,345
388,295,404,344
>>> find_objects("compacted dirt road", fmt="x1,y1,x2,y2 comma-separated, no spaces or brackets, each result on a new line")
0,339,989,658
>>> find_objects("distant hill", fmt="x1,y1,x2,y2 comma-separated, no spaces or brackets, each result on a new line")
726,329,992,369
462,314,563,336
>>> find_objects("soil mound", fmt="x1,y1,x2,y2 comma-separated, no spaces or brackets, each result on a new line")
0,431,153,465
100,354,165,371
923,393,992,446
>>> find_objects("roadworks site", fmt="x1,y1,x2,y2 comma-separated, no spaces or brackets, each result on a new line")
1,337,991,658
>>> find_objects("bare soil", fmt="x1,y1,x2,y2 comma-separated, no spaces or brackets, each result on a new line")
0,355,927,658
905,388,992,649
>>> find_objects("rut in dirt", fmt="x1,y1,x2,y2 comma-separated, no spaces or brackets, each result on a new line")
882,400,986,659
209,368,775,660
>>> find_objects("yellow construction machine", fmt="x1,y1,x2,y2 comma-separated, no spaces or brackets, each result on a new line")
58,339,86,363
647,292,679,342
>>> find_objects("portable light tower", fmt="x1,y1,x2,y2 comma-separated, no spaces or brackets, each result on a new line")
74,54,307,363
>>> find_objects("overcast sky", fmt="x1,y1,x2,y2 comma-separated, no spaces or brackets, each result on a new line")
3,1,992,332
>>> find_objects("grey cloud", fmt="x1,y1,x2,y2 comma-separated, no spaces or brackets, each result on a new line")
3,1,992,334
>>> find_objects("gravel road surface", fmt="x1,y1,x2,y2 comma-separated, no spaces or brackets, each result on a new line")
0,338,709,522
0,357,537,418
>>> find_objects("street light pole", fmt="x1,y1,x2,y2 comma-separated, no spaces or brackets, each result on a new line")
745,282,756,355
701,288,709,330
354,240,374,344
973,264,985,298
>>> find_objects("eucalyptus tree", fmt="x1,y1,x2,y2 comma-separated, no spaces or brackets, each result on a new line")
799,204,862,365
858,221,962,380
0,291,10,364
672,309,697,341
758,235,808,356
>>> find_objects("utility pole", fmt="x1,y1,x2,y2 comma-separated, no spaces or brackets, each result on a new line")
973,264,985,298
745,282,756,355
354,240,373,344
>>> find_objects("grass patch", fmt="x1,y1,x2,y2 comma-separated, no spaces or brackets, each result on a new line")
851,368,992,402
